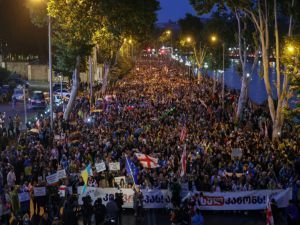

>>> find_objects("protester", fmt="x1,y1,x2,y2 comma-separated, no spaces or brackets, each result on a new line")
0,57,299,224
191,209,204,225
133,185,143,217
94,198,106,225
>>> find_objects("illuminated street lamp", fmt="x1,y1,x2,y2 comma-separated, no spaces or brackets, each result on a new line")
186,37,192,43
30,0,53,129
211,35,225,109
211,35,217,42
166,30,173,54
287,45,295,54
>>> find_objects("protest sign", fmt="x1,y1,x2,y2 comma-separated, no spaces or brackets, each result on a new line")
57,169,67,180
77,187,291,210
114,176,127,186
18,192,30,202
95,162,106,173
46,173,58,184
109,162,120,171
34,187,46,197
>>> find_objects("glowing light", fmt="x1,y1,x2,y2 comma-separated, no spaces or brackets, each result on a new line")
287,45,295,54
211,35,217,42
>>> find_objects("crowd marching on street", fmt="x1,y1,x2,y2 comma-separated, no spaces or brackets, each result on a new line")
0,56,299,225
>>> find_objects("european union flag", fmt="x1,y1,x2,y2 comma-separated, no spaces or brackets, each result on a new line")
125,156,139,184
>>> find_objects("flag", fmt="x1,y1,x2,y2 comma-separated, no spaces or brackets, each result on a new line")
135,153,160,169
180,144,187,177
266,196,274,225
125,156,139,184
180,126,187,142
81,164,92,194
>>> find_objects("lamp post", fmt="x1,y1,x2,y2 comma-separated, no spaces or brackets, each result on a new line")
23,85,27,126
166,30,172,54
211,35,225,108
31,0,53,129
48,15,53,129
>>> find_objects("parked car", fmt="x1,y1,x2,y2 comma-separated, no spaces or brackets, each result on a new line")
53,82,69,92
12,87,29,101
28,91,46,109
53,89,71,98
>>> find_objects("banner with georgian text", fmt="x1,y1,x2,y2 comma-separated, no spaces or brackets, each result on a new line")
77,187,291,210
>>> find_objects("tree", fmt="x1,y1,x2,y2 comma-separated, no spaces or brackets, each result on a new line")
178,14,206,82
33,0,159,120
234,11,259,122
282,36,300,126
178,13,234,83
94,0,159,93
190,0,297,141
48,0,101,119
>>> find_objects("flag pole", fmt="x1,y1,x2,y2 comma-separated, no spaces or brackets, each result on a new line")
125,155,136,186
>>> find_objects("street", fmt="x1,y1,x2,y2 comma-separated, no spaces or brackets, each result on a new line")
0,102,42,129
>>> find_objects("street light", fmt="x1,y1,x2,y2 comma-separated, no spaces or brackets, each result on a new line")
210,35,225,109
30,0,53,130
287,45,295,54
211,35,217,42
128,39,133,58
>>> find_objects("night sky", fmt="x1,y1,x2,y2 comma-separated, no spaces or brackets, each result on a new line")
157,0,213,23
157,0,196,23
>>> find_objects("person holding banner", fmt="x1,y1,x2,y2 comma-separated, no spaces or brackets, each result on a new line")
133,185,143,217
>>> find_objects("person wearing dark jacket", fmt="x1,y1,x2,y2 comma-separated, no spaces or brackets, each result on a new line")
94,198,106,225
39,212,50,225
62,202,77,225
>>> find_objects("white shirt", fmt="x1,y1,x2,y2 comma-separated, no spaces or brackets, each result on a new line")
7,171,16,187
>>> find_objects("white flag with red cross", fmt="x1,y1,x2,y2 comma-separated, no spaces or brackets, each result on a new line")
266,196,275,225
180,144,187,177
135,153,160,169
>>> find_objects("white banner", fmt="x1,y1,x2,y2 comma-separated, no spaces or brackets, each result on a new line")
46,169,67,184
57,169,67,180
46,173,59,184
191,189,292,210
77,187,291,210
95,162,106,173
18,192,30,202
77,187,171,208
109,162,120,171
33,187,46,197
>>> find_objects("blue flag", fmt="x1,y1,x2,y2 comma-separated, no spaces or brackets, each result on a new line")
125,156,139,184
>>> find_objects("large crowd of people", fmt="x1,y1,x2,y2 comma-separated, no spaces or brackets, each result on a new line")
0,57,299,225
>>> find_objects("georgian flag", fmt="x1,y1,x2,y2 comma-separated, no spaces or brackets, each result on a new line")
180,126,187,143
180,144,187,177
266,196,274,225
135,153,160,169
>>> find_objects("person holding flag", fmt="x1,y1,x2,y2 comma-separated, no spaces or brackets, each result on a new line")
180,144,187,177
125,155,139,185
266,196,275,225
81,164,92,194
134,153,159,169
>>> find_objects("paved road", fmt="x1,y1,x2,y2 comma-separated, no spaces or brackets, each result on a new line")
0,102,43,129
78,209,268,225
